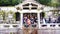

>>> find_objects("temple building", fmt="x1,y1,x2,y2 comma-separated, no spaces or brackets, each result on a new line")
0,0,60,34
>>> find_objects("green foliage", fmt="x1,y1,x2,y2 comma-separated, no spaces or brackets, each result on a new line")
48,0,60,7
36,0,51,6
10,32,12,34
36,0,60,7
0,10,5,20
0,0,23,6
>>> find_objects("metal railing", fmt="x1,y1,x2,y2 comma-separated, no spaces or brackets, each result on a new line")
0,28,60,34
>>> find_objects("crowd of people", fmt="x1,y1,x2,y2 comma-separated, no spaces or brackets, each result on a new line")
23,13,37,25
40,12,60,24
1,11,60,24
